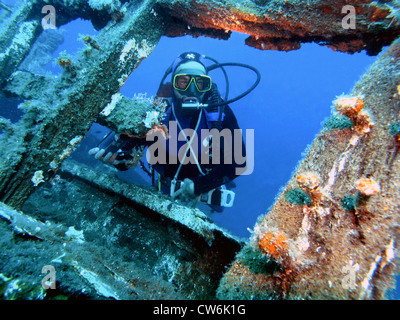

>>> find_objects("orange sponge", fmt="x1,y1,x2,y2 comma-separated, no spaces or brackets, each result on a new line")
334,96,364,118
259,232,289,259
355,178,380,196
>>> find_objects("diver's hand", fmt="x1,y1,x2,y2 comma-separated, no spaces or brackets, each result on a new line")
88,146,136,171
88,146,118,165
88,132,135,170
88,131,120,165
172,178,196,202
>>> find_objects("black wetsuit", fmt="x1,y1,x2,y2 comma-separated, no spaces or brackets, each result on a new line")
151,104,245,196
115,84,246,197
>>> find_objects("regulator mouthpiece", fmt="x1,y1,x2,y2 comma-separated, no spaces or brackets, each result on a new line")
181,102,209,110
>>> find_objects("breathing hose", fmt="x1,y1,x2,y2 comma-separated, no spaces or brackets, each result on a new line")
205,62,261,108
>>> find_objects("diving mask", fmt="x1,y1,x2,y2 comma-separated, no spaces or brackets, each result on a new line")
172,60,211,110
173,74,212,92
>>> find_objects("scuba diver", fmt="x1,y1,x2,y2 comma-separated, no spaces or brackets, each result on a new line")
89,51,260,211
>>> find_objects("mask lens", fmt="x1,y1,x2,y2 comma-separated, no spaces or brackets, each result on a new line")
173,74,212,92
174,75,191,90
195,76,211,92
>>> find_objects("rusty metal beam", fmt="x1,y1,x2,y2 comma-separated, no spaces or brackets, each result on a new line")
157,0,400,55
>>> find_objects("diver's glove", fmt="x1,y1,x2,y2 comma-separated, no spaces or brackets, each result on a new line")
88,131,145,171
171,178,196,203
